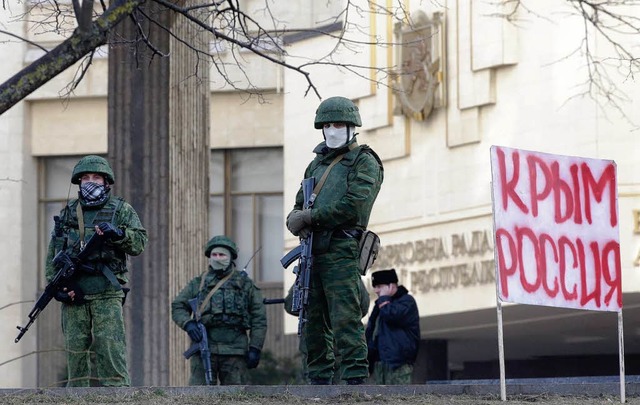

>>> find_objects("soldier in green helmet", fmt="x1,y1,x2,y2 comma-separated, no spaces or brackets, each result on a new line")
45,155,148,387
286,96,384,385
171,235,267,385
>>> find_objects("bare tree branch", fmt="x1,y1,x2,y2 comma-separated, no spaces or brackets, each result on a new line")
79,0,95,32
4,0,636,122
494,0,640,126
0,29,49,52
60,48,96,97
71,0,83,26
153,0,321,97
0,0,145,115
0,0,422,114
130,8,170,59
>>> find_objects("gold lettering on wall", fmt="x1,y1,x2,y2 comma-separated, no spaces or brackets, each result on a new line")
375,229,494,268
409,259,495,293
374,229,495,291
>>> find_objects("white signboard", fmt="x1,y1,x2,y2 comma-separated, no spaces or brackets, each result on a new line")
490,146,622,312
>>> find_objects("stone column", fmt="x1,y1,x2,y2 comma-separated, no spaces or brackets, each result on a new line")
108,1,210,386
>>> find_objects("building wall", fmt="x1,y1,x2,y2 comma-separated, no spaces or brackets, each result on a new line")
0,6,39,387
282,0,640,339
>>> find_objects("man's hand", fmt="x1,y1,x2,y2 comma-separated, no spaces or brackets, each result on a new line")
54,289,73,304
246,347,261,369
286,210,312,235
377,284,393,297
298,227,311,239
54,286,85,304
184,320,203,343
96,222,125,240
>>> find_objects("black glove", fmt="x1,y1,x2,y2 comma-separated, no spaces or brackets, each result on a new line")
184,320,203,343
54,290,73,304
246,347,261,369
54,285,85,305
97,222,125,240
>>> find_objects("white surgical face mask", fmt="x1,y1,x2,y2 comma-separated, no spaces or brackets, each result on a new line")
323,124,354,148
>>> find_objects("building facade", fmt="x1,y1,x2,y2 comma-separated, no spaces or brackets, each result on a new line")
1,0,639,387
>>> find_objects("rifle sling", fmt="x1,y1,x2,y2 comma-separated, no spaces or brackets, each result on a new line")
77,203,85,248
197,270,235,315
311,142,357,201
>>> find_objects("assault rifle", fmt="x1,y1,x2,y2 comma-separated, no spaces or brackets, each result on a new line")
280,177,315,336
15,231,105,343
183,298,213,385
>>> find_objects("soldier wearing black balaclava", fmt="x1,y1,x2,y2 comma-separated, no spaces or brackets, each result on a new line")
45,155,147,387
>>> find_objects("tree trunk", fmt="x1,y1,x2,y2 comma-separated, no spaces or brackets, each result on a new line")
108,0,210,386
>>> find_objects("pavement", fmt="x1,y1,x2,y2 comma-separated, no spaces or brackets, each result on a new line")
0,376,637,399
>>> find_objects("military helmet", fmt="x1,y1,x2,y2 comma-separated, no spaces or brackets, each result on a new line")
71,155,115,185
204,235,238,259
314,96,362,129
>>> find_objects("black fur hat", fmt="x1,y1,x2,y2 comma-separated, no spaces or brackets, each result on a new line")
371,268,398,286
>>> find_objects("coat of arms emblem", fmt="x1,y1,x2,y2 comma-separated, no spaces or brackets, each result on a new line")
393,11,446,121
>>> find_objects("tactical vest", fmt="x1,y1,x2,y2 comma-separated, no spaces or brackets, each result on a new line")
199,271,253,330
56,196,127,294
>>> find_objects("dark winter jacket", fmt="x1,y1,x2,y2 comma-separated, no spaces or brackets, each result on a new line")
365,285,420,370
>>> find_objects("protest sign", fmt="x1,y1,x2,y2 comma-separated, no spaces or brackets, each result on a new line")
490,146,621,312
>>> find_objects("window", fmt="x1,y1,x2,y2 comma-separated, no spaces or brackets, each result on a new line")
209,148,284,282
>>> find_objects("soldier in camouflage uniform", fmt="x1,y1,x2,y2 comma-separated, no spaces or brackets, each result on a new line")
286,96,384,385
171,235,267,385
46,155,147,387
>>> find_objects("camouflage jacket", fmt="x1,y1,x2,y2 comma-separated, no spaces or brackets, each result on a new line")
45,196,147,298
291,139,384,254
171,268,267,355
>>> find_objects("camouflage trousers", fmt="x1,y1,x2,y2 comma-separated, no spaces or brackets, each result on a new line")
373,362,413,385
305,240,369,382
189,353,248,385
61,297,129,387
298,333,346,385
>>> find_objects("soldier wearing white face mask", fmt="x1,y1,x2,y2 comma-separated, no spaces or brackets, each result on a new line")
286,96,384,385
322,122,357,149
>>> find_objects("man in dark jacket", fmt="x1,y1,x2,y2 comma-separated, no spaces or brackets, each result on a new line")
365,268,420,384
